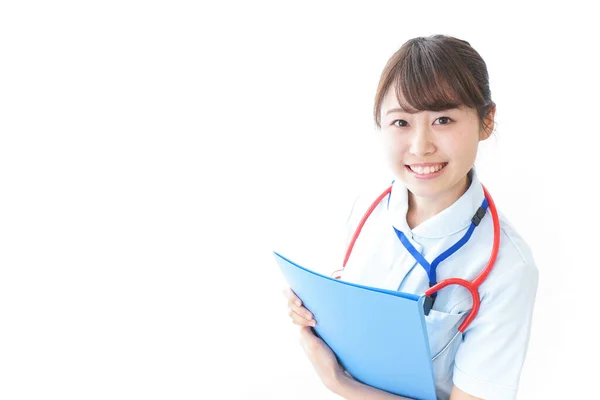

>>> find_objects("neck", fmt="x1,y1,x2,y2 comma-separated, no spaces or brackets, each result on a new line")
406,174,471,229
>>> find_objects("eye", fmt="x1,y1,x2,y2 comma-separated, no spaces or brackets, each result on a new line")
392,119,408,127
434,116,452,125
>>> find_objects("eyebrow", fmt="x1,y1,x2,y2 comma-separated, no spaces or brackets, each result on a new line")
385,106,460,116
385,107,405,115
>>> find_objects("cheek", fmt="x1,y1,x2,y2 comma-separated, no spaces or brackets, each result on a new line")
382,134,408,156
443,133,479,160
384,141,409,164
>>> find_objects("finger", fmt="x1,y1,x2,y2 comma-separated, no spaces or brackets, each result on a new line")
289,304,313,321
288,309,316,327
289,309,316,326
283,288,302,306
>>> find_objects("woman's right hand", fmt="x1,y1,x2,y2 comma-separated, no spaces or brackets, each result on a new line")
283,287,316,327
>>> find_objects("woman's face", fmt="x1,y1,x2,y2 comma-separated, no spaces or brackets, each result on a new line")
379,88,493,202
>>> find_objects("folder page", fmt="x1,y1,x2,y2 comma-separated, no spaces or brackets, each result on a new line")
274,251,437,400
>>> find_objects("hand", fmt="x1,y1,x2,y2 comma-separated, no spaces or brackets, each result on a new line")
282,287,316,327
299,326,347,391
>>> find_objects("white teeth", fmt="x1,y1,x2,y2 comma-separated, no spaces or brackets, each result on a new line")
410,164,445,175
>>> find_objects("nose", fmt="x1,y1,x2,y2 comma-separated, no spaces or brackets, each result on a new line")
409,124,435,156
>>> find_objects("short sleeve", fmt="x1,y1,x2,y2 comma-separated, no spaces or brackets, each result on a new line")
452,260,539,399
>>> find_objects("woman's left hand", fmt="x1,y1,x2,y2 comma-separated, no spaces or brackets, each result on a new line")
299,326,349,391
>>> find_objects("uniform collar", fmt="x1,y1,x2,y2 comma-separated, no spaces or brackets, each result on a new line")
387,169,485,239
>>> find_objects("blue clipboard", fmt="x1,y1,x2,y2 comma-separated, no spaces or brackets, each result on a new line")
275,251,437,400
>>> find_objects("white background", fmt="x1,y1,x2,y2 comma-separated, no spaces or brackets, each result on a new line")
1,1,598,399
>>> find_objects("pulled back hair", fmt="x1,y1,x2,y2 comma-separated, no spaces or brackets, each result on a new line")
373,35,495,132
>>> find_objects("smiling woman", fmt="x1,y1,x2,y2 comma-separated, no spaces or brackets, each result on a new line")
380,102,489,228
282,35,538,400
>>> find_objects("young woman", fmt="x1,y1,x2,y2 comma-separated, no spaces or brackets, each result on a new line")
283,35,538,400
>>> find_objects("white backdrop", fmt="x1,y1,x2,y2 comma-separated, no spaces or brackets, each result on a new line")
1,1,598,399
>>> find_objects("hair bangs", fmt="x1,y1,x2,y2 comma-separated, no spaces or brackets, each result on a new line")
393,73,462,114
393,44,473,113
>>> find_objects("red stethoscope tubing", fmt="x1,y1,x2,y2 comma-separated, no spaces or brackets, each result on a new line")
335,184,500,333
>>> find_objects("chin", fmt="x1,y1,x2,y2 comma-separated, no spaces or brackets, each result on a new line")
401,173,449,195
405,185,444,198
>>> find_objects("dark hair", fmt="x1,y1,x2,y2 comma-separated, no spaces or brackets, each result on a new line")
373,35,495,132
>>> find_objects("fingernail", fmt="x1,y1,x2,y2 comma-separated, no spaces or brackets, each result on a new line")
295,300,301,306
311,321,316,327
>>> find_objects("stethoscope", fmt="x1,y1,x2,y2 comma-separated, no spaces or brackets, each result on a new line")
331,183,500,359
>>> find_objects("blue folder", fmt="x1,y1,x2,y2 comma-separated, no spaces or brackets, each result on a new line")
274,251,437,400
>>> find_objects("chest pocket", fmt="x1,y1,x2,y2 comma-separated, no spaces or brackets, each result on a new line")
426,309,466,363
425,309,467,399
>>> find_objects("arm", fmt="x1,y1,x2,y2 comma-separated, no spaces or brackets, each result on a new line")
451,260,538,398
331,375,481,400
298,327,410,400
300,327,481,400
331,374,412,400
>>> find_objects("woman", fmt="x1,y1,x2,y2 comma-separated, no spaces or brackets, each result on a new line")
283,35,538,400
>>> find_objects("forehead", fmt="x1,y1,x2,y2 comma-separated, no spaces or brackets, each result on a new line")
381,85,466,116
381,88,402,111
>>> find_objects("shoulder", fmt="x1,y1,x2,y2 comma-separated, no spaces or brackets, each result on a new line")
345,181,393,230
479,210,539,295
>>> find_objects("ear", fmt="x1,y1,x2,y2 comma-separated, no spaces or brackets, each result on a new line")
479,105,496,141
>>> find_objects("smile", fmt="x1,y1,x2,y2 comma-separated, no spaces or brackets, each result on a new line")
407,163,447,175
